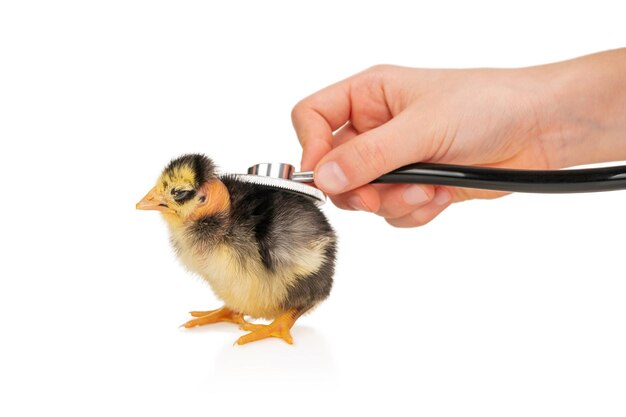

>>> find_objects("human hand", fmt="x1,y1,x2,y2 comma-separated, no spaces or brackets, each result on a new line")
291,50,626,227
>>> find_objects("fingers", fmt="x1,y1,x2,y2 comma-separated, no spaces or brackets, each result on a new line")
330,184,382,213
291,79,352,170
291,65,399,171
385,187,453,228
331,183,436,219
329,184,506,228
380,184,436,218
313,111,435,194
330,185,452,228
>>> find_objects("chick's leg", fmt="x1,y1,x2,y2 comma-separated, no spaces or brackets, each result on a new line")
236,308,303,345
182,306,245,328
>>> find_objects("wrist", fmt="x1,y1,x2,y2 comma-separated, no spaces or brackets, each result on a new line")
536,49,626,167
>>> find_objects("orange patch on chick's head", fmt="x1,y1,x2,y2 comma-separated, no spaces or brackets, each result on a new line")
137,154,230,224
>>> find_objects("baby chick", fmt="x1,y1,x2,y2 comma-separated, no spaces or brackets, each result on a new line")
136,154,337,345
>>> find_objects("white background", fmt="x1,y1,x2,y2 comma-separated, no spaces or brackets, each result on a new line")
1,1,624,416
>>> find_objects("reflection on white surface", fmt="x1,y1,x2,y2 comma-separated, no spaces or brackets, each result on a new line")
213,326,336,382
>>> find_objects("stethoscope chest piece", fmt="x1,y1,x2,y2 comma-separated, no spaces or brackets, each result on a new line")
247,163,296,179
220,163,326,205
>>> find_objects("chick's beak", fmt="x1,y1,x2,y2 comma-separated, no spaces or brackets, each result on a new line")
136,187,172,212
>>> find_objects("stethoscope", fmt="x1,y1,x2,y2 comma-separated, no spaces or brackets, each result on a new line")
223,162,626,205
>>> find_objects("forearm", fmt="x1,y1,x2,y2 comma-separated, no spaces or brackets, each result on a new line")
537,48,626,167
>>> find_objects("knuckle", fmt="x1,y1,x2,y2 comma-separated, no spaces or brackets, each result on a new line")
329,195,351,211
410,209,436,227
290,100,307,123
361,65,388,86
385,217,414,229
375,199,404,219
366,64,394,75
352,138,388,175
384,217,400,227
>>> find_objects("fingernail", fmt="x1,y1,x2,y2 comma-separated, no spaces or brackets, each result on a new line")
315,161,349,194
347,196,365,211
433,188,452,205
402,185,430,206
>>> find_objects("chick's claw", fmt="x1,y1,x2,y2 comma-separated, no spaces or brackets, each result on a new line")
239,323,267,332
235,309,300,345
237,324,293,345
182,306,246,328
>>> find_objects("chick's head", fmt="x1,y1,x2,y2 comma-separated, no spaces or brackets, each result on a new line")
136,154,230,225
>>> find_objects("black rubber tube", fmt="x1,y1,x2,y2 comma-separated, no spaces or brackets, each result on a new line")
372,163,626,193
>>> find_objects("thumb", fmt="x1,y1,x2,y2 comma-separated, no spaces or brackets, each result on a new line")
314,113,437,194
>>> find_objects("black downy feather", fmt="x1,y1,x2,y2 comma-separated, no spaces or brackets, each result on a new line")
170,154,337,312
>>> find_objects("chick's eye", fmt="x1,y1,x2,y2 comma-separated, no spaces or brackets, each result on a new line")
171,189,195,203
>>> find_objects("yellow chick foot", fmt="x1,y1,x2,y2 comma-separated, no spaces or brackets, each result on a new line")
236,308,302,345
182,306,245,328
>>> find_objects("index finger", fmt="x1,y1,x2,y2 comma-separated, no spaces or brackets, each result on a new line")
291,79,352,170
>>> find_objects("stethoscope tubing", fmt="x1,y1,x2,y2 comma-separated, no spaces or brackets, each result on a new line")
371,163,626,193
